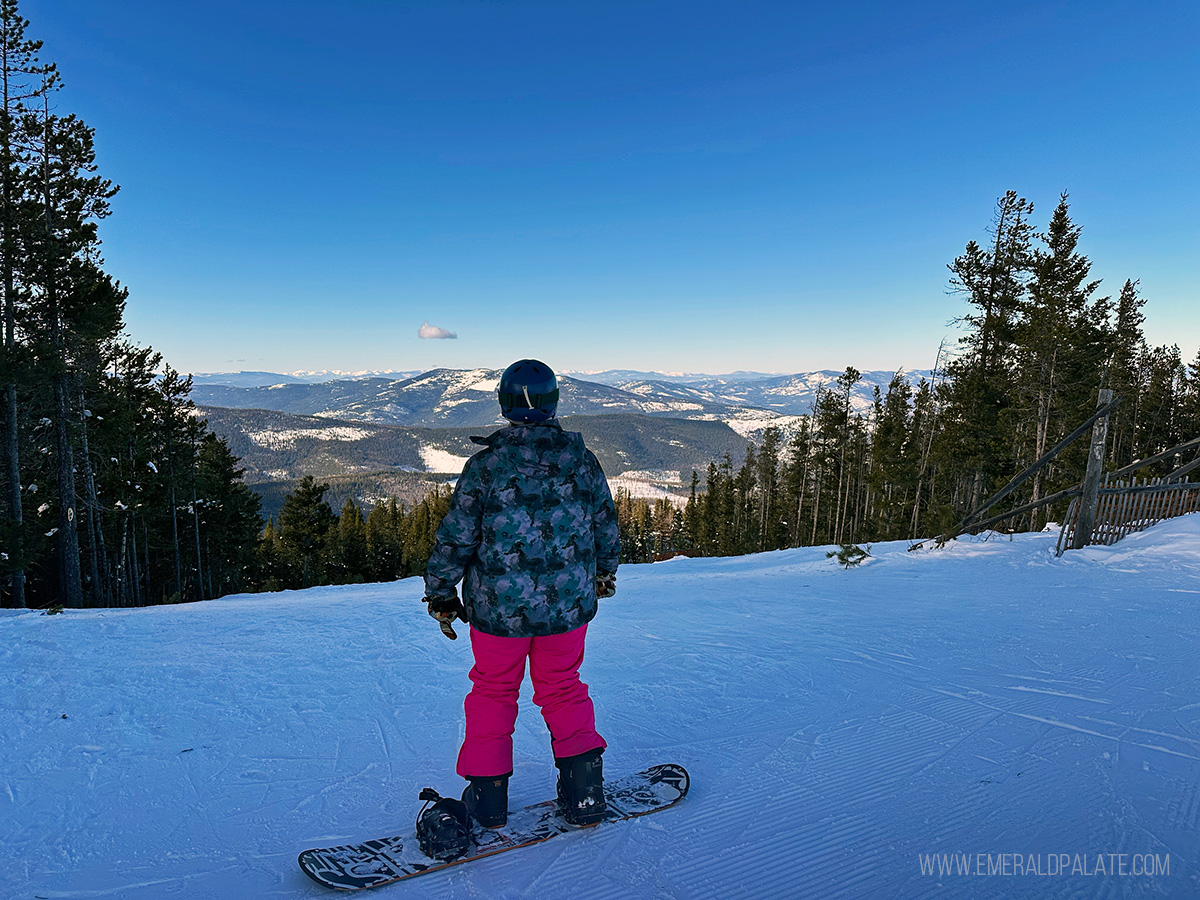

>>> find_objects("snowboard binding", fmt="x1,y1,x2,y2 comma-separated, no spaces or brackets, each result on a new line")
462,773,510,829
555,748,607,826
415,789,473,861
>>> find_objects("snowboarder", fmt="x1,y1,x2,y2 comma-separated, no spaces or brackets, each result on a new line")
422,359,620,829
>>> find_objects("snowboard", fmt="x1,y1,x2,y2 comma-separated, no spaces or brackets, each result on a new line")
298,763,689,892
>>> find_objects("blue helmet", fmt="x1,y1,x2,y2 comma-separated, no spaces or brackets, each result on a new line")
498,359,559,423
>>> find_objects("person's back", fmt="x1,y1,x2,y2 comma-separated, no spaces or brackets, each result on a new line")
423,359,619,829
429,420,616,637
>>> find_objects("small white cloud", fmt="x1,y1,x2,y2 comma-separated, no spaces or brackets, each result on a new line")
419,321,457,340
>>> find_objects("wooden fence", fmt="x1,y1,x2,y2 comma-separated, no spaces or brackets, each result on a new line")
1056,476,1200,554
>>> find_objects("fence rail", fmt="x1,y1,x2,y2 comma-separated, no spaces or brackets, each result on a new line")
1056,476,1200,555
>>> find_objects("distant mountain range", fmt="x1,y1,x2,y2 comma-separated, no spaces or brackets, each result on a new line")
192,370,422,387
562,369,782,386
193,366,929,518
193,368,779,387
191,367,929,430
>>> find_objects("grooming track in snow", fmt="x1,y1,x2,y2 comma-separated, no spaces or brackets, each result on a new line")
3,518,1200,898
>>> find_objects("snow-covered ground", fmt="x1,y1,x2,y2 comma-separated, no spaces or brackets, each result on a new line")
4,518,1200,899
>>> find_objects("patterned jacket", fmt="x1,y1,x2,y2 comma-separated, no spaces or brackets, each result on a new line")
423,420,620,637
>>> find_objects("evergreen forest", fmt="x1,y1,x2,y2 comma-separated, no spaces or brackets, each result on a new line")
0,4,264,608
614,191,1200,563
255,479,452,592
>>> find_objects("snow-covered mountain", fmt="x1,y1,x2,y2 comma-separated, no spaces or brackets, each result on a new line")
663,369,934,416
191,367,930,429
191,371,312,388
4,516,1196,898
192,370,421,387
192,368,776,429
563,369,781,386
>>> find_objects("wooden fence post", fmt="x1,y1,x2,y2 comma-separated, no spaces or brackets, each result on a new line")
1072,388,1114,549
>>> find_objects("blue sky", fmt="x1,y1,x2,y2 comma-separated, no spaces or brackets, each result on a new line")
30,0,1199,376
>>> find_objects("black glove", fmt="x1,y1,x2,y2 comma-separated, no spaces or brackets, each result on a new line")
596,571,616,599
425,595,467,640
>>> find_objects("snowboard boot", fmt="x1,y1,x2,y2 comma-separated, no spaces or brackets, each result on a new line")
555,748,606,826
415,789,473,861
461,773,509,829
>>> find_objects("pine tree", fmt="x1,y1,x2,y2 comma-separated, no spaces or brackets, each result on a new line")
714,452,737,555
366,498,402,582
256,518,284,592
18,85,119,606
194,432,262,596
780,416,812,548
732,443,758,554
831,367,861,544
1011,193,1107,524
333,496,368,584
696,462,719,555
105,343,165,605
907,377,942,537
0,0,52,607
939,191,1034,513
277,476,335,589
1134,344,1184,467
402,485,451,576
679,469,701,553
755,427,783,550
1178,348,1200,447
1105,279,1147,468
152,367,196,600
869,372,914,540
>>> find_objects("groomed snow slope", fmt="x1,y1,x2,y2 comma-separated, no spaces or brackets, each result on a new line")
4,518,1200,899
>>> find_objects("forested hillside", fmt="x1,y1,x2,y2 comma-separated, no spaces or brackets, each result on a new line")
199,406,748,500
0,4,261,608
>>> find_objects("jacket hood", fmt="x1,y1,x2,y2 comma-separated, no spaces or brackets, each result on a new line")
470,421,583,478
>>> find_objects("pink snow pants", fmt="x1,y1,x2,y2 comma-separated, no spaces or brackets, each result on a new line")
456,624,606,778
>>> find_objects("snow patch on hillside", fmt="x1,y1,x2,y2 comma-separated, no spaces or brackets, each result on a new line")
619,469,683,484
420,445,471,473
609,474,689,506
245,425,377,449
725,412,807,439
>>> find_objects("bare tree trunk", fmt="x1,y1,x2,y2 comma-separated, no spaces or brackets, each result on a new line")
53,371,83,606
1,10,26,608
192,483,203,601
809,461,822,546
3,380,22,606
833,458,846,545
117,520,128,606
127,515,138,607
169,476,181,598
142,517,151,606
1,134,22,606
1028,348,1059,531
205,534,214,599
78,385,108,605
794,435,809,548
